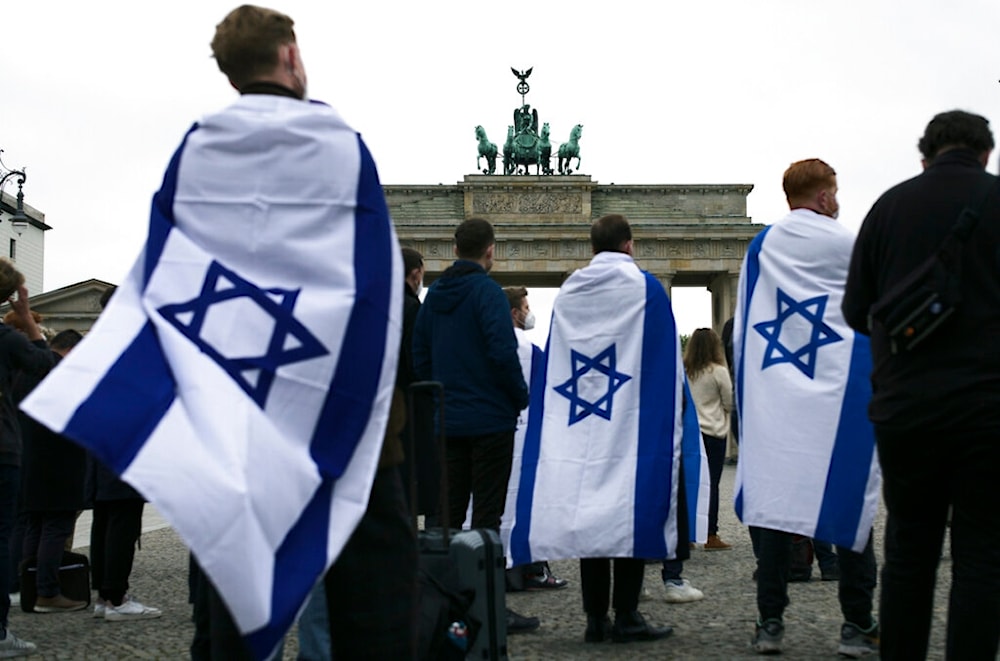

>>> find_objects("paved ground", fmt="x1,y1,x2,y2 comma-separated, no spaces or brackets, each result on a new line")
11,464,962,659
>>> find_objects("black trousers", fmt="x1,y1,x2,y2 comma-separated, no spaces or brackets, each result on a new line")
445,431,514,532
90,498,143,605
22,510,77,598
877,425,1000,660
580,557,645,616
702,433,726,536
754,526,875,626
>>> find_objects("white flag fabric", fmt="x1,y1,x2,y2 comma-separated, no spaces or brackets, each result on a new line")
22,95,401,659
733,209,879,553
508,252,703,565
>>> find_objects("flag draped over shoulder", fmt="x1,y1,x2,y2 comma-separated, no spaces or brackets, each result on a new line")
508,252,701,566
21,96,401,659
733,209,879,553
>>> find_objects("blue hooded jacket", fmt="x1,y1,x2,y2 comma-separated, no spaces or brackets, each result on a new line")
413,260,529,435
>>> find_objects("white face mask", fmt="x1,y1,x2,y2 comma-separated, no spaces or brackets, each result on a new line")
522,310,536,331
415,281,424,298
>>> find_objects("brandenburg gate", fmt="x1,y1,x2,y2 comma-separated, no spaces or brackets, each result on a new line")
389,67,765,331
389,175,762,331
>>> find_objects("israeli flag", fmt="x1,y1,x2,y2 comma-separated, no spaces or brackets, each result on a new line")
22,96,401,659
508,252,705,565
733,209,879,553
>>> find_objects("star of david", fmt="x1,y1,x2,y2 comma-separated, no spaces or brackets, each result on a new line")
157,261,328,407
753,288,842,379
553,344,632,425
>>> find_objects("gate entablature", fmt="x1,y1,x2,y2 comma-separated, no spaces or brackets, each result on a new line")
386,175,763,329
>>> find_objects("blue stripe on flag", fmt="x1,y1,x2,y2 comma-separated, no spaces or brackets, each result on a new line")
63,322,176,474
145,124,198,286
632,273,674,559
814,334,875,546
510,338,549,566
309,135,393,479
681,380,702,542
246,136,395,658
244,479,335,660
734,226,770,521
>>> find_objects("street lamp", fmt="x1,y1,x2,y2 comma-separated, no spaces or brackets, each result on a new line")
0,150,30,235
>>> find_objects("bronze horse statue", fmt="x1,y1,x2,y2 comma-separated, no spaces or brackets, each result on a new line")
558,124,583,174
475,125,498,174
537,123,553,175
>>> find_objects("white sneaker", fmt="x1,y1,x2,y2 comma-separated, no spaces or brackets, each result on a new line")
0,630,36,658
104,597,162,621
7,594,18,608
93,598,106,618
663,579,705,603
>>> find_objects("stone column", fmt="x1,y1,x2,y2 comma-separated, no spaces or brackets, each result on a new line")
708,272,740,332
657,272,674,300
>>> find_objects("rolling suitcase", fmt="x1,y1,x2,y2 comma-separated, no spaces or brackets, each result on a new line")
408,381,508,661
20,550,91,613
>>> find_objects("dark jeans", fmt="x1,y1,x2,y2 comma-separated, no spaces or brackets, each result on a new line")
876,425,1000,660
754,526,875,626
445,431,514,532
702,433,726,536
22,510,77,598
91,498,143,605
580,557,645,616
661,558,683,583
0,466,17,630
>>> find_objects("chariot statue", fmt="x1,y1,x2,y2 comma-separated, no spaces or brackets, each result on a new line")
473,67,581,176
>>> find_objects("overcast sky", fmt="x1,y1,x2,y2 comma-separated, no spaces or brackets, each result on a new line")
4,0,999,336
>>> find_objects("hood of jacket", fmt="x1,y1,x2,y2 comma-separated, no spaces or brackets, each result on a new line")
426,260,488,314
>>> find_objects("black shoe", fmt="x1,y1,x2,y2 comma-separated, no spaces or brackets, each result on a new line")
506,608,540,634
524,569,568,590
611,610,673,643
584,614,612,643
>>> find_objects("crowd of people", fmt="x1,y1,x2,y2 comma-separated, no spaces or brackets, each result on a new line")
1,4,997,660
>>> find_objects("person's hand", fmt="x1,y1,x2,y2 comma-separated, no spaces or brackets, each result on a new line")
8,285,30,317
9,285,42,341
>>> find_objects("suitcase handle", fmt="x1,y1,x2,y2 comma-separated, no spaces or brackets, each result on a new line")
406,381,450,544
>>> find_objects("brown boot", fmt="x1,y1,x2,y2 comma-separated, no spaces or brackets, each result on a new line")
704,534,732,551
34,593,88,613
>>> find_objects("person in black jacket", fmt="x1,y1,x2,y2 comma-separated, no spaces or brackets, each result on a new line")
0,259,52,656
87,287,162,622
843,109,1000,660
21,330,87,613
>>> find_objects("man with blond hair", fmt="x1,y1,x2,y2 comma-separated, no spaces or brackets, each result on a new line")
734,160,879,656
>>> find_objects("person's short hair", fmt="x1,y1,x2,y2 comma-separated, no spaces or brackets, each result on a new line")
0,259,25,302
454,218,495,260
782,159,837,204
211,5,297,89
2,309,41,333
591,214,632,254
917,110,995,161
99,286,117,310
504,286,528,312
50,329,83,353
401,247,423,276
